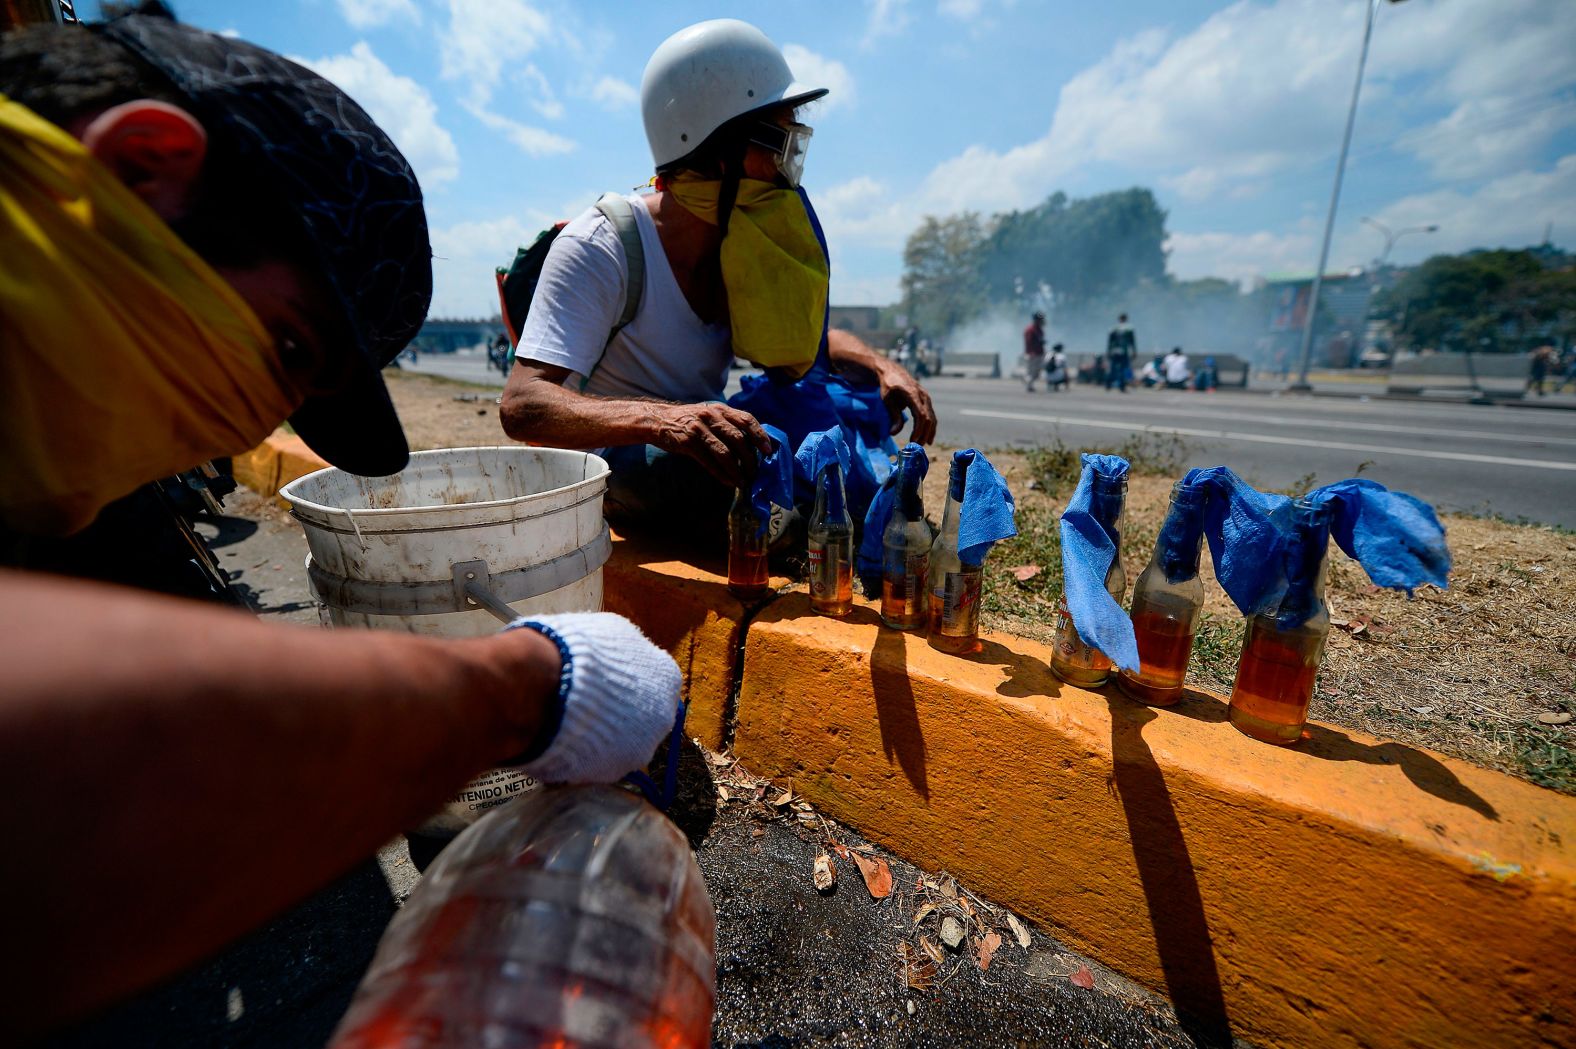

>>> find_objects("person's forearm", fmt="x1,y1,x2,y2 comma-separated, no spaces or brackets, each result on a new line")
500,372,668,448
826,328,887,383
0,570,560,1036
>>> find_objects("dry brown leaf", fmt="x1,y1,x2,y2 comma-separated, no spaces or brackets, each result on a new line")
958,897,978,923
833,843,851,859
812,851,836,893
1069,964,1095,989
1538,711,1572,725
977,931,1003,971
749,827,765,839
791,801,814,813
912,901,938,925
716,785,732,802
705,750,732,766
920,936,945,965
1005,912,1031,949
938,876,959,901
795,811,817,823
899,943,937,990
850,852,893,898
770,788,793,808
1011,564,1042,583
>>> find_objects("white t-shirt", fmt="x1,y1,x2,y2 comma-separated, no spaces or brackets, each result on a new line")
515,193,733,404
1164,352,1191,384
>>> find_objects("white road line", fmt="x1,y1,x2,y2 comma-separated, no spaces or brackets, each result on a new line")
946,398,1576,447
956,408,1576,472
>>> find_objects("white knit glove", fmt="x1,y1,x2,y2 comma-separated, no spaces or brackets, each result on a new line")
504,613,681,784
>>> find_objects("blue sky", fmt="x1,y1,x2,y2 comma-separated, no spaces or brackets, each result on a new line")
87,0,1576,318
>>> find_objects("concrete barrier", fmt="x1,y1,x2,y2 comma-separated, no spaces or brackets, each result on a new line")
1388,352,1529,398
732,594,1576,1049
232,430,328,505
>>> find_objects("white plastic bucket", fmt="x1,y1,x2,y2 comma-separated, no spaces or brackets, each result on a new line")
281,446,610,834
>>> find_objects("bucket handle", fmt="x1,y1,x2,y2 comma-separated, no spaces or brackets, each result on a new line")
341,505,367,548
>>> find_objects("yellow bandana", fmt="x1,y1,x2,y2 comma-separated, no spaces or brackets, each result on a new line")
667,175,828,379
0,96,297,536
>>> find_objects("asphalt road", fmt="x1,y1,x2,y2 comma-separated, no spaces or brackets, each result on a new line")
408,352,1576,528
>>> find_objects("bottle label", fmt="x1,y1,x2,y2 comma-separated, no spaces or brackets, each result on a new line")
808,541,826,597
938,570,981,632
905,554,926,607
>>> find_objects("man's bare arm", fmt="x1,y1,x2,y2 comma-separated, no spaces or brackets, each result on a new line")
826,328,938,444
0,570,563,1037
501,360,771,487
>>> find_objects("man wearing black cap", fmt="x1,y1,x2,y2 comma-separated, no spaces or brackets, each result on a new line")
0,12,682,1037
1023,310,1047,392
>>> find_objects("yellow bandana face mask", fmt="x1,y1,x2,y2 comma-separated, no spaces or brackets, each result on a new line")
0,96,298,536
667,175,829,379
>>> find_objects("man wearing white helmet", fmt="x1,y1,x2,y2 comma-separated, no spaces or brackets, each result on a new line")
501,19,935,531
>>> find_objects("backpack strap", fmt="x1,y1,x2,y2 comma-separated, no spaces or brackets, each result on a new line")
592,193,644,335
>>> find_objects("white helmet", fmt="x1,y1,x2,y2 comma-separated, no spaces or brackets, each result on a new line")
640,18,828,170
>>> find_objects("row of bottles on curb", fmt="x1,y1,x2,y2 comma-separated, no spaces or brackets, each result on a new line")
1048,476,1333,744
727,447,988,653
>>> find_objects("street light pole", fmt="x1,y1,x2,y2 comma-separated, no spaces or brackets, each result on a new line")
1290,0,1398,392
1360,216,1439,267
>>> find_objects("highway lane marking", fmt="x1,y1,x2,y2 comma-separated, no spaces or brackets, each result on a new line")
943,398,1576,447
956,409,1576,472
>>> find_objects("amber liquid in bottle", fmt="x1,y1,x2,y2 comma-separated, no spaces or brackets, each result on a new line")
1228,499,1331,744
881,447,932,631
727,489,771,602
927,455,982,653
1119,610,1194,705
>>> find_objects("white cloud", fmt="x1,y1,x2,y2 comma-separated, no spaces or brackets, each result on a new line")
1399,95,1576,182
217,27,241,39
1167,228,1316,285
782,44,855,113
294,42,460,189
588,75,638,111
436,0,572,155
938,0,984,18
335,0,419,31
1357,153,1576,262
465,104,575,157
428,215,541,318
862,0,911,48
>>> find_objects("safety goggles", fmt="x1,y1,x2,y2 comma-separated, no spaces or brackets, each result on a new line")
749,121,813,188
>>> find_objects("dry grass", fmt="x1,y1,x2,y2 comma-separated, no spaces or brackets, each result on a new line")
383,371,1576,793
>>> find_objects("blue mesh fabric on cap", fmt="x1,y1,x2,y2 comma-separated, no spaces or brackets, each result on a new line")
97,15,432,370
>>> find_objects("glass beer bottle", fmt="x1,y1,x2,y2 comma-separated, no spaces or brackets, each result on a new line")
927,455,982,654
1117,481,1206,705
882,447,932,631
807,462,854,616
1229,498,1332,744
727,487,771,601
1049,472,1128,687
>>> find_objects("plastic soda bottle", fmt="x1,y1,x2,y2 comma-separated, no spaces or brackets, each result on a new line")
328,786,716,1049
927,454,982,654
881,446,932,631
1229,498,1332,744
727,486,771,602
807,462,854,616
1118,480,1207,705
1049,471,1128,687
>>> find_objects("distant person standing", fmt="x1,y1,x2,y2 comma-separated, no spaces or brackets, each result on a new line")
1526,344,1557,397
1047,342,1069,392
1106,312,1136,392
1162,346,1190,389
1022,311,1047,391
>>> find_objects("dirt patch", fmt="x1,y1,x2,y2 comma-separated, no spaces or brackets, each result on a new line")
379,373,1576,794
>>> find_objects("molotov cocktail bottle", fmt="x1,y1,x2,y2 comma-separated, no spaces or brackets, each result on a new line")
881,445,931,630
807,460,853,616
1228,498,1332,744
1118,480,1206,705
927,453,981,653
1049,470,1128,686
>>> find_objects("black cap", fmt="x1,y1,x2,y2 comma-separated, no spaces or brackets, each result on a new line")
98,15,431,476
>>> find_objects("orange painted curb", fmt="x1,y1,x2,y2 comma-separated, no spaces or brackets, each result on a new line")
232,429,328,505
734,594,1576,1049
604,532,788,751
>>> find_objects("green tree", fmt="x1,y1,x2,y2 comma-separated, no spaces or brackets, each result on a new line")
975,188,1168,306
900,213,986,335
1374,249,1556,352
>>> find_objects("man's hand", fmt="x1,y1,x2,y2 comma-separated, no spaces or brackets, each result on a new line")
876,359,937,444
649,401,772,488
826,328,937,445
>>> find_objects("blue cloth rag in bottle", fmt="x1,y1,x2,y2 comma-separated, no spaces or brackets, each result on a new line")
1308,479,1452,594
954,449,1017,567
748,424,795,533
794,427,851,493
1058,454,1139,672
857,443,927,582
1186,468,1451,619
